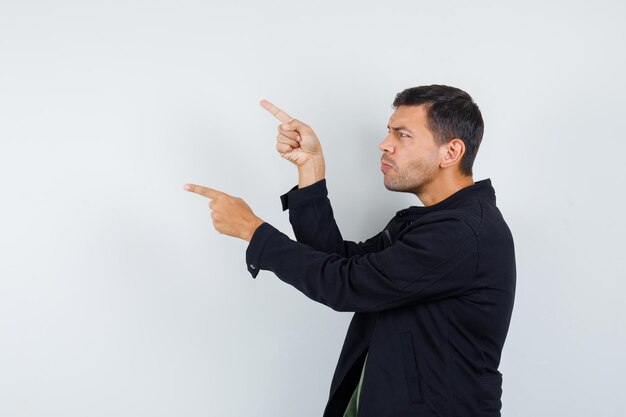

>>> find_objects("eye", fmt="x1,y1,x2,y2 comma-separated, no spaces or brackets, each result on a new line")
387,129,410,138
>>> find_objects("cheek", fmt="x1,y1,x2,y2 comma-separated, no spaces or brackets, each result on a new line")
403,151,438,174
404,145,436,166
429,149,441,164
421,146,441,165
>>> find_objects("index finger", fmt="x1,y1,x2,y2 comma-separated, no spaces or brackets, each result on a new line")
184,183,225,199
259,99,294,123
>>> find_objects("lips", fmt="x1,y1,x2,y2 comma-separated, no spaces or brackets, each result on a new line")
381,159,394,174
380,158,394,169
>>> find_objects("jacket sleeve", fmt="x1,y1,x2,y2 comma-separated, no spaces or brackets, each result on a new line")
279,178,385,256
245,217,478,312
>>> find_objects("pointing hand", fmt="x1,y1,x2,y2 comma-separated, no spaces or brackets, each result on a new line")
183,184,264,242
259,99,324,167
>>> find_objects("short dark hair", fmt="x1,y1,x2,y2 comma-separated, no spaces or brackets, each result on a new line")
392,85,484,176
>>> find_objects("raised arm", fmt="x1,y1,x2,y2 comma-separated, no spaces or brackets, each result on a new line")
260,99,384,256
279,178,386,257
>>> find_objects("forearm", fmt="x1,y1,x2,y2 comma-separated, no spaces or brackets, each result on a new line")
282,176,385,257
298,156,326,189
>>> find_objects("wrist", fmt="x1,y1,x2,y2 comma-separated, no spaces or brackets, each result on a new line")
298,156,325,188
244,218,265,242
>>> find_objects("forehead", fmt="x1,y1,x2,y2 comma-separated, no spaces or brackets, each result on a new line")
387,105,431,134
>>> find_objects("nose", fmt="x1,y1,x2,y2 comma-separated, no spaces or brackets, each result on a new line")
379,134,394,154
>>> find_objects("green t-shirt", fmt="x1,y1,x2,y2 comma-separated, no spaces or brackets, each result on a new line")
342,352,368,417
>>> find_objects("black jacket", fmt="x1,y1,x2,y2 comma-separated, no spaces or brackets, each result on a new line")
245,178,516,417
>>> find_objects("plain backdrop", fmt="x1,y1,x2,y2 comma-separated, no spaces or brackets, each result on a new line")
1,1,625,416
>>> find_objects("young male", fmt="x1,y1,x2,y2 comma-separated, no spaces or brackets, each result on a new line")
185,85,516,417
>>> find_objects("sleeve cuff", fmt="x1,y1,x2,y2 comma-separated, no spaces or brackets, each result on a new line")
245,222,280,278
279,178,328,211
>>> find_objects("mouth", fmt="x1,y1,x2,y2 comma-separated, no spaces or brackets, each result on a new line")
380,158,394,169
381,160,393,173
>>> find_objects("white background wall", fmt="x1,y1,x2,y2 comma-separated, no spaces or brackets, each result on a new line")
1,1,624,416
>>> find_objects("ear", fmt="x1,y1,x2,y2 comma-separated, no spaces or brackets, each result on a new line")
439,138,466,169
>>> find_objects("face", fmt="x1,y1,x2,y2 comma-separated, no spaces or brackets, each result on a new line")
379,104,443,194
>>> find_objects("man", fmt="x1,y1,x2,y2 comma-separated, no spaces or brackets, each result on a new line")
184,85,516,417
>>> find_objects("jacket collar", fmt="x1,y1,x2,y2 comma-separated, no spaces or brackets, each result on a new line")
395,178,495,217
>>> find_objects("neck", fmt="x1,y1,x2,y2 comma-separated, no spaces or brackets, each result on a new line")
417,173,475,207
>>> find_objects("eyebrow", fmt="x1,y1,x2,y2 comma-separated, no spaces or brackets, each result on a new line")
387,125,413,133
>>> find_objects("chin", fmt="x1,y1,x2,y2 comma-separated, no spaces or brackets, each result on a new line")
384,180,412,193
384,175,424,194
